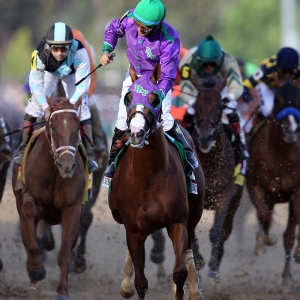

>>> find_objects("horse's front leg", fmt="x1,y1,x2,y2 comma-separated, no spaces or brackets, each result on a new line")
21,197,46,282
207,191,231,283
167,223,188,300
56,204,81,300
125,231,148,300
250,186,276,255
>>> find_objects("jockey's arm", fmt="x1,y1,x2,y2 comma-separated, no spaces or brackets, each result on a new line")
158,35,180,100
223,54,244,102
29,52,49,111
69,48,91,104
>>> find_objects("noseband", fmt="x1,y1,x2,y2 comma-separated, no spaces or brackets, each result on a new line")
48,109,80,165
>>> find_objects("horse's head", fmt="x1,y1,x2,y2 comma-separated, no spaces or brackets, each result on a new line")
192,78,227,152
125,63,163,148
46,96,82,178
272,79,300,143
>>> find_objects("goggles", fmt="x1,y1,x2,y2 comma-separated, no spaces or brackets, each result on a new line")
200,61,219,68
50,45,70,53
133,20,154,34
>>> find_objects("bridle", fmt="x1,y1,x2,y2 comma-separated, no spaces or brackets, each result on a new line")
47,109,81,165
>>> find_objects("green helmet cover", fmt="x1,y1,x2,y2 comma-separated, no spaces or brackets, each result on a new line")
133,0,166,26
196,35,222,63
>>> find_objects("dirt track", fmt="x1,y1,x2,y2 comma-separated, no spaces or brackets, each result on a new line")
1,172,300,300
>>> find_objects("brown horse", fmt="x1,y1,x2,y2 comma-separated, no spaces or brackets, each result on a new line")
191,78,244,284
246,79,300,293
12,97,86,300
107,63,205,300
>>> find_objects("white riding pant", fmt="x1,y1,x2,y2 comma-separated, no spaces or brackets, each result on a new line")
25,72,91,121
115,69,174,131
256,82,275,117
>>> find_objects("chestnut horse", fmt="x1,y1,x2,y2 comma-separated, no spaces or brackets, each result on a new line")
107,63,205,300
35,80,109,273
246,79,300,293
12,97,85,300
191,79,244,284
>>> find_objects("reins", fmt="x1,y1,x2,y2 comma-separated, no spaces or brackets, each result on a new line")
3,120,47,137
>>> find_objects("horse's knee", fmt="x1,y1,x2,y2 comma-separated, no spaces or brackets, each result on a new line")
22,201,36,219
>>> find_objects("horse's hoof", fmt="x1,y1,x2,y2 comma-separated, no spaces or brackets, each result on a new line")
293,250,300,263
120,288,135,298
73,258,87,274
264,234,277,246
55,295,69,300
207,270,220,283
28,266,46,281
0,259,3,272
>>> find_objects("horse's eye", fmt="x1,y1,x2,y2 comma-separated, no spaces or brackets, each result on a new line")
149,95,160,108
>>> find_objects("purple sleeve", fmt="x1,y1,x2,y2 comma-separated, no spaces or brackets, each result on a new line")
158,35,180,98
103,16,129,51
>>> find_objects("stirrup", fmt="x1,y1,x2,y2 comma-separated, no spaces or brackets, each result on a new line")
104,162,115,178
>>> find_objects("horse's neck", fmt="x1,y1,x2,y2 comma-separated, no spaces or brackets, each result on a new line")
129,128,169,174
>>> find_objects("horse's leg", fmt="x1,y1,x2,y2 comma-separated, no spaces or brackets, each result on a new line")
125,232,148,300
282,203,297,293
36,220,55,262
207,191,232,283
56,205,81,300
0,258,3,272
167,223,188,300
0,161,10,203
21,198,46,282
150,229,166,282
249,185,274,255
120,249,135,298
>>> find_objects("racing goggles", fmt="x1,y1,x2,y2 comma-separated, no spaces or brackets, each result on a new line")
50,45,70,53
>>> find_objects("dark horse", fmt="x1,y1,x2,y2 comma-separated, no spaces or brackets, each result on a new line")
107,63,205,300
246,79,300,293
191,79,244,284
35,80,109,273
0,102,23,272
12,97,86,300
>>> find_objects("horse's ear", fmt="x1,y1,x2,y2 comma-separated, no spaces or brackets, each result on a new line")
218,79,227,91
192,78,202,91
129,63,138,82
47,96,55,107
151,63,161,83
73,97,82,110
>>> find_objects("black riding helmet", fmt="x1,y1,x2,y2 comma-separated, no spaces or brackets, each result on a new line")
46,22,73,45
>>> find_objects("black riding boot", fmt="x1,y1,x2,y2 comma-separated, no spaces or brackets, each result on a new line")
166,123,198,174
104,127,127,178
227,110,249,164
181,107,195,133
81,121,98,173
14,114,37,165
0,115,12,159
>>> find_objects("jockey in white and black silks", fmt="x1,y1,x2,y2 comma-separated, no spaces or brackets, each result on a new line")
14,22,98,173
99,0,198,179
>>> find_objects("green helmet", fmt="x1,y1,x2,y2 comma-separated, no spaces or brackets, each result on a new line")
196,35,223,63
133,0,166,27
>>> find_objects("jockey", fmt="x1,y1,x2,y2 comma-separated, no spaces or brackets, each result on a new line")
242,47,300,119
179,34,249,162
100,0,198,178
14,22,98,173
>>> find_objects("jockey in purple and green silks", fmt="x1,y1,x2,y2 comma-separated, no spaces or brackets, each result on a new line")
100,0,198,179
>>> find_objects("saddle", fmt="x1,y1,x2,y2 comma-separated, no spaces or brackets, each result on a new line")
106,133,196,194
15,127,91,202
